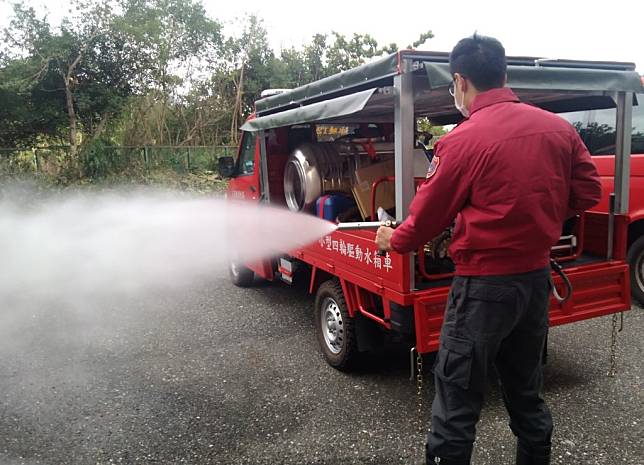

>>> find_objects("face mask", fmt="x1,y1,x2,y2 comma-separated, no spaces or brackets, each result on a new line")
453,80,470,118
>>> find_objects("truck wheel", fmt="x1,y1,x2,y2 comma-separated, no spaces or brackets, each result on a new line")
627,235,644,305
314,280,357,370
229,260,254,287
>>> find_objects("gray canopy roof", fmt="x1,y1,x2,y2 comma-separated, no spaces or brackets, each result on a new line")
242,50,642,132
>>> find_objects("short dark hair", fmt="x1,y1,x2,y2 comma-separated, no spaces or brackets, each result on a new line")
449,34,507,91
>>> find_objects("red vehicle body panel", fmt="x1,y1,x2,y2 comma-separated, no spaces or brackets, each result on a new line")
592,154,644,224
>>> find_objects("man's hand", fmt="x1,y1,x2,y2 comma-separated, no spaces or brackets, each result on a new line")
375,226,394,252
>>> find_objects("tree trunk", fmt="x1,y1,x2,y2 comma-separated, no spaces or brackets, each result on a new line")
139,96,155,145
158,93,167,145
63,75,79,175
59,32,100,176
230,63,244,145
89,112,110,144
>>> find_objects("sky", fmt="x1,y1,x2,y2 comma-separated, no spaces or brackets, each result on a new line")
0,0,642,72
209,0,642,70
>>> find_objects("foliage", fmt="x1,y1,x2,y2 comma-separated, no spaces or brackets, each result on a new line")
1,1,439,178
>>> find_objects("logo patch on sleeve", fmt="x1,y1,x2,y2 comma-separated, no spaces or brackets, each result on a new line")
425,156,440,179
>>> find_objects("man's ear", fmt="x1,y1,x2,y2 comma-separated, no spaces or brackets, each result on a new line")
458,74,469,94
454,73,470,94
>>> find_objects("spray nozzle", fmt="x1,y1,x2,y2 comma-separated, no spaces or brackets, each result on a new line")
334,220,398,257
335,220,398,231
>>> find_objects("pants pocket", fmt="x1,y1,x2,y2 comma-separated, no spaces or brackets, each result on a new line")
434,335,474,390
463,282,519,336
467,282,517,305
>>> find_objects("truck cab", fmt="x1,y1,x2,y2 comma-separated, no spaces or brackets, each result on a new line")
560,92,644,302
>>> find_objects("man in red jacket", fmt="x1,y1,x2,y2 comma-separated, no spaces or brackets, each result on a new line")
376,35,601,465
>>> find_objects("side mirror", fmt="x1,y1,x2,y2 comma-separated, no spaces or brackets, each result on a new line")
218,156,236,178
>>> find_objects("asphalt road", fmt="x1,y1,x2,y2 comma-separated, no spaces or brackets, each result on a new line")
1,272,642,465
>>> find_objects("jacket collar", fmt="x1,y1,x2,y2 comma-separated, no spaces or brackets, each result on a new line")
469,87,520,116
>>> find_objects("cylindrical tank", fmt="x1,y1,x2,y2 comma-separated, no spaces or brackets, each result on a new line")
283,141,395,212
284,143,347,212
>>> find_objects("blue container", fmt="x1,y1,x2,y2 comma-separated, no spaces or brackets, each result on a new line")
315,194,356,221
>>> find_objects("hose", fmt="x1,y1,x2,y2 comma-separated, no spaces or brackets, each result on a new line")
550,258,573,304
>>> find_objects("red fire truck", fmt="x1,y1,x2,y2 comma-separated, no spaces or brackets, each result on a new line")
219,51,643,370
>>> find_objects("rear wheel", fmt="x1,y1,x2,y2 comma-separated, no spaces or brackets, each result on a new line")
314,280,357,370
229,260,254,287
627,235,644,305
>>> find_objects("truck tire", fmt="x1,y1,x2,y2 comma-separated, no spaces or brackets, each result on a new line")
627,235,644,305
229,260,254,287
314,279,358,370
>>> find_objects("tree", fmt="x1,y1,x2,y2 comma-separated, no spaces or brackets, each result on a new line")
270,47,306,88
303,34,328,81
326,32,381,73
0,5,68,147
0,57,68,147
1,0,224,151
417,117,448,147
115,0,223,145
410,30,434,49
1,1,138,164
221,14,275,144
1,2,440,154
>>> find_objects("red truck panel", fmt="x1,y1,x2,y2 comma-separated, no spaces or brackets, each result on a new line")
411,261,630,354
294,229,411,296
591,154,644,222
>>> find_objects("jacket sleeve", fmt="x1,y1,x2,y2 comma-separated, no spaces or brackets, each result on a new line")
568,130,602,217
390,142,469,254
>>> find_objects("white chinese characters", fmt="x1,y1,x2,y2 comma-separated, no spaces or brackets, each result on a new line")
318,236,393,272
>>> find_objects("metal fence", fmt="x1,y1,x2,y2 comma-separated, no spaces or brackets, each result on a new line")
0,145,238,179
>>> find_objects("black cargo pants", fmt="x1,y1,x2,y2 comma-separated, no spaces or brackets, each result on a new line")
426,267,554,463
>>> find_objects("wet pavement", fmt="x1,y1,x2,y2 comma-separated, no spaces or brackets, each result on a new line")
1,273,642,464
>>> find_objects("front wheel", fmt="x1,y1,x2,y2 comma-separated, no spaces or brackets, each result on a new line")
314,280,358,370
229,260,254,287
627,235,644,305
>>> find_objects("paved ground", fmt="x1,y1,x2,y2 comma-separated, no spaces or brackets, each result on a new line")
0,272,642,465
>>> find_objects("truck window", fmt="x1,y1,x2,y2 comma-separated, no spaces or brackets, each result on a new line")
559,94,644,155
238,131,256,175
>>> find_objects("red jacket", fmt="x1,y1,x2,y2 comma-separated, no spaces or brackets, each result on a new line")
390,88,602,276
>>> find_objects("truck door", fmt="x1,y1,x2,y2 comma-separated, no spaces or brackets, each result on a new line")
228,131,260,202
227,129,274,280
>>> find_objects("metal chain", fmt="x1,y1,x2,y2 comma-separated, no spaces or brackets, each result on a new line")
416,350,424,434
414,349,426,464
607,313,619,377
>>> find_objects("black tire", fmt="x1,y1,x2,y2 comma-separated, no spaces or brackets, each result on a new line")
314,279,358,370
229,260,254,287
627,235,644,305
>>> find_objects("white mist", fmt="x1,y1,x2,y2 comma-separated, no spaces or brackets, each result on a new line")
0,186,336,303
